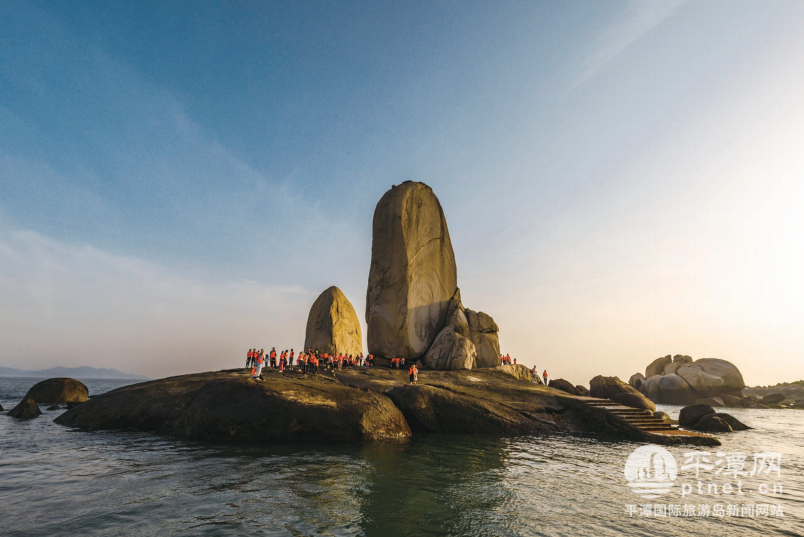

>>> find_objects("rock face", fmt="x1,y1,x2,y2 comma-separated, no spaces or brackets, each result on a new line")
56,367,593,442
366,182,458,360
634,357,745,405
549,379,581,396
56,370,411,442
304,286,363,356
24,378,89,404
679,404,715,427
8,397,42,419
366,183,500,369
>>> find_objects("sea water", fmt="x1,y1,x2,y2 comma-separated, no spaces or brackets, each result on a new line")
0,377,801,536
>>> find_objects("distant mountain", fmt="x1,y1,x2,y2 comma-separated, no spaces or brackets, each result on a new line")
0,365,149,380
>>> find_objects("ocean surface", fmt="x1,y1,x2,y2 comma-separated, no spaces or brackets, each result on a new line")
1,376,801,536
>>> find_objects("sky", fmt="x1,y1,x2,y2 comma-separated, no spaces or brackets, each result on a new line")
1,0,803,386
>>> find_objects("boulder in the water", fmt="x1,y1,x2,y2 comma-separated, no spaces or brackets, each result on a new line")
8,397,42,419
46,404,62,411
692,414,733,433
712,413,750,431
639,357,745,405
679,404,715,427
24,378,89,404
304,286,363,357
548,378,581,396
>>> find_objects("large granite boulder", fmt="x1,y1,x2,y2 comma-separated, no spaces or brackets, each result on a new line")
24,378,89,404
639,357,745,405
366,182,458,360
549,379,581,396
718,393,742,407
465,308,500,368
8,397,42,419
304,286,363,356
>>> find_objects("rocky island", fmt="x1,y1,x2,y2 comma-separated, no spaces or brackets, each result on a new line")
53,183,718,446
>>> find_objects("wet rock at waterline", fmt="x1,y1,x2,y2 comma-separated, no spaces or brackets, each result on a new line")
8,397,42,419
304,286,363,357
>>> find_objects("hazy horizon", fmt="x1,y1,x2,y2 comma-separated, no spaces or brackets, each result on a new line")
2,1,803,386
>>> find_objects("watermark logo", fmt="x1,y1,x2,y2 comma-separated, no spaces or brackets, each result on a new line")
624,445,678,499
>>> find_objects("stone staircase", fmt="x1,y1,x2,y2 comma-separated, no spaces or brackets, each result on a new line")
558,396,721,446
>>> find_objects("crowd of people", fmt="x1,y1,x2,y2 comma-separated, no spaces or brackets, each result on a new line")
245,348,421,384
246,348,378,380
246,348,553,387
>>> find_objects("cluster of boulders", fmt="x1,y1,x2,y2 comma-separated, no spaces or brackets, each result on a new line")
3,378,88,419
678,404,750,433
305,182,501,370
628,355,746,406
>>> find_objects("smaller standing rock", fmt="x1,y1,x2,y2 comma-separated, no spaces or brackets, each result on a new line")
7,397,42,419
0,403,4,411
654,411,672,422
575,385,590,396
629,373,646,391
46,404,62,410
679,404,715,427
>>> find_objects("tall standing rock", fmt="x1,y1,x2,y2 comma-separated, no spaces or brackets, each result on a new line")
305,286,363,356
366,182,458,360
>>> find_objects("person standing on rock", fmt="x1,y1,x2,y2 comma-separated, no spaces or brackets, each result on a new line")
246,349,252,369
543,370,548,385
252,351,265,380
289,349,294,367
531,366,538,383
409,364,418,384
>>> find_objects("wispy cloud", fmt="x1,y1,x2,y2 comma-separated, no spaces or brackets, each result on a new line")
572,0,688,87
0,229,313,377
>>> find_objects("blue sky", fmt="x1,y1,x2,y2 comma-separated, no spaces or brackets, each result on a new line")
1,1,803,384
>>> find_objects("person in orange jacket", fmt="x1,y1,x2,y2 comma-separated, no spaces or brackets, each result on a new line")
409,364,418,384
